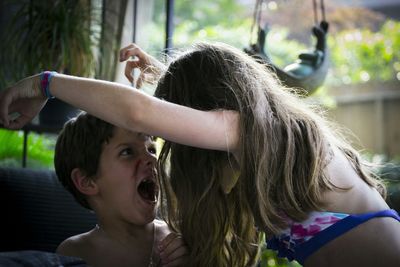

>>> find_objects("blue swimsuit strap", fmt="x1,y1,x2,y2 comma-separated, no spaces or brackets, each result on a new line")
294,209,400,265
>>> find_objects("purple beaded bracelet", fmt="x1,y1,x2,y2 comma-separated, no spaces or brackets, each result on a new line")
40,71,57,99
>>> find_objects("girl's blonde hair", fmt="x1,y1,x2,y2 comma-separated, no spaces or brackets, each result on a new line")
155,42,385,266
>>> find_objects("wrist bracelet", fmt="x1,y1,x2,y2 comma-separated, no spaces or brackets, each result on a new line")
40,71,57,99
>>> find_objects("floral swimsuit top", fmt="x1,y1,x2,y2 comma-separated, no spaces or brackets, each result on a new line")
267,209,400,265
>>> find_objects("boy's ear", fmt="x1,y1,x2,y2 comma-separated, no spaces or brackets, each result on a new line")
71,168,98,196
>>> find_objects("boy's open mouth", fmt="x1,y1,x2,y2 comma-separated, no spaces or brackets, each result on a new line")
137,179,159,203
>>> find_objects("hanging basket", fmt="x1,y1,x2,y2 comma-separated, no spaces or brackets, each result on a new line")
244,0,329,95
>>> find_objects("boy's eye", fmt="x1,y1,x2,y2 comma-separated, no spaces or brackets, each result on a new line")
120,148,133,156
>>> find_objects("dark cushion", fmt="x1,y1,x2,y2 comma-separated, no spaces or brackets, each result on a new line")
0,167,97,252
0,250,88,267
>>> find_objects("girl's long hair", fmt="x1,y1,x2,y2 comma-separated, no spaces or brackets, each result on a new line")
155,42,385,266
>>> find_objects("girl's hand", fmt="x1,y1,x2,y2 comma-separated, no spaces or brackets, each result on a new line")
119,43,166,88
158,232,189,267
0,74,47,129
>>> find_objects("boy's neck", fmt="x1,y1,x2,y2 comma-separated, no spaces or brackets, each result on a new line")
96,220,154,245
94,221,159,267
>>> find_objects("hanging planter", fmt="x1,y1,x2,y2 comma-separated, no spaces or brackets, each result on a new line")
244,0,329,95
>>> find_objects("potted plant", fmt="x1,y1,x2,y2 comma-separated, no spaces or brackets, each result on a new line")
0,0,98,128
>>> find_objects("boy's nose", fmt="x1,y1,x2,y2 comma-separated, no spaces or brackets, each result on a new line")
137,153,157,177
140,151,157,168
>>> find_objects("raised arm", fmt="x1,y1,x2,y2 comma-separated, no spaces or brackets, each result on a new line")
0,73,239,152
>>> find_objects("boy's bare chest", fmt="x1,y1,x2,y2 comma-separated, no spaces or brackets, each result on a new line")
85,239,159,267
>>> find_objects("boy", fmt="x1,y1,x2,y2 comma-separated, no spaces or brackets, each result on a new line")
55,112,187,267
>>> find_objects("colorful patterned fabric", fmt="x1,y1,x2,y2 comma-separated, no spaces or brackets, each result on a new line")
267,209,400,264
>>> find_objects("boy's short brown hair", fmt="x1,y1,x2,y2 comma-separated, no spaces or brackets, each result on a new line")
54,112,114,210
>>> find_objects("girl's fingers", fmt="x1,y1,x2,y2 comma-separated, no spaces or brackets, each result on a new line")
159,232,179,251
0,90,10,126
161,236,184,256
119,43,148,63
159,233,188,266
136,75,143,89
7,114,31,130
119,43,139,61
124,60,140,83
161,246,188,263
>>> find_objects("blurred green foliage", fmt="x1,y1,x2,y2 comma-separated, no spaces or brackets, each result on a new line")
147,1,400,89
259,246,301,267
0,129,55,169
329,20,400,86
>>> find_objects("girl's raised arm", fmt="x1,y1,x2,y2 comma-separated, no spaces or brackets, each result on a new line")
0,73,239,152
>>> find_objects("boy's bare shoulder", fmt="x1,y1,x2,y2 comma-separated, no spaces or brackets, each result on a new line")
56,230,96,258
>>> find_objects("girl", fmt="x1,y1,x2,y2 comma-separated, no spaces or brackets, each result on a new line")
1,42,399,267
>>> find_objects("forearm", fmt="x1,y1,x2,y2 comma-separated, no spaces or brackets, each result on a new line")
48,73,239,152
49,73,147,132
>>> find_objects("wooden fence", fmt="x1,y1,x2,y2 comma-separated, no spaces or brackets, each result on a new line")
315,81,400,158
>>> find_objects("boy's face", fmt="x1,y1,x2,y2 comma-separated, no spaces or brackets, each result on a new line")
93,127,159,225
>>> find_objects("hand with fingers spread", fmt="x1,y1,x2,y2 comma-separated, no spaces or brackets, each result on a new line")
119,43,166,88
158,232,189,267
0,74,47,129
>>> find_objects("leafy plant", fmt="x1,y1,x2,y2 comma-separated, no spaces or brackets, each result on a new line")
0,0,98,88
328,20,400,86
0,129,55,169
259,246,301,267
0,0,100,167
